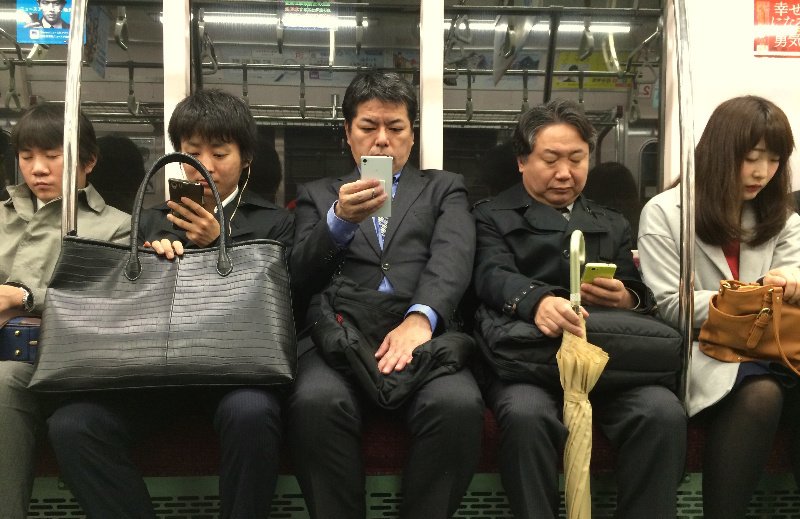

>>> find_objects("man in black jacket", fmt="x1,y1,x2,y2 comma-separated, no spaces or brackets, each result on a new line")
286,71,483,519
472,99,686,519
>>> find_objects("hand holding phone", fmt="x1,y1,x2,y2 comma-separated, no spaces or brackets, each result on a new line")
581,263,617,284
168,178,204,229
360,155,393,218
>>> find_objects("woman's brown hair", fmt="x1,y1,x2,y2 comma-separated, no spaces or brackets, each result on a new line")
695,95,795,246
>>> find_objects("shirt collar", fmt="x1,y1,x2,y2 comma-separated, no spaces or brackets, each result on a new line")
214,187,239,213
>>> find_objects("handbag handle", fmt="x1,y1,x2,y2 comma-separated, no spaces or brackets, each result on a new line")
764,289,800,377
124,152,232,281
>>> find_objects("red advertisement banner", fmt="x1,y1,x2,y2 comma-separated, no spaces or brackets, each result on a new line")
755,0,800,57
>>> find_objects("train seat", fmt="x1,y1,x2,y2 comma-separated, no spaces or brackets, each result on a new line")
35,406,793,480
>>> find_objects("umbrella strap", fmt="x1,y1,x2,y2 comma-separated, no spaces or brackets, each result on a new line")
564,390,588,403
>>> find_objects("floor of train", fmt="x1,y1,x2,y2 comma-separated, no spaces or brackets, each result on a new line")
28,473,798,518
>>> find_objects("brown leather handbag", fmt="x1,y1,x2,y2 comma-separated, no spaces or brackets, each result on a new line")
699,280,800,376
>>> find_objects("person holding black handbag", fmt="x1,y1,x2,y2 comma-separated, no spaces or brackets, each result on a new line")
639,95,800,519
0,104,129,518
46,90,294,519
472,99,686,519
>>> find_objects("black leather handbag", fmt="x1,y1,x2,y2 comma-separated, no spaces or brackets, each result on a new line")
28,153,296,392
475,304,683,393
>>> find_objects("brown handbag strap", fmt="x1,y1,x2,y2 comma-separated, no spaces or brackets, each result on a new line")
742,287,773,348
767,291,800,377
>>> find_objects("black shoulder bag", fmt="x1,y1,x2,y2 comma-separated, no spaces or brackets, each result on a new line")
29,153,296,392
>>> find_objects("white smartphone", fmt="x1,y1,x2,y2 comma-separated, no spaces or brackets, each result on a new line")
581,262,617,283
360,155,393,218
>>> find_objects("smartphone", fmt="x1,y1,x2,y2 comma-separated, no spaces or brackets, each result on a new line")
360,155,393,218
168,178,204,228
581,262,617,283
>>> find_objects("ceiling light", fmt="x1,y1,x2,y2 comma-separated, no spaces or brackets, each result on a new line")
203,12,367,29
443,19,629,34
534,22,630,34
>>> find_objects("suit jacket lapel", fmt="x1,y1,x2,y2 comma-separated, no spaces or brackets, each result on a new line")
382,164,428,250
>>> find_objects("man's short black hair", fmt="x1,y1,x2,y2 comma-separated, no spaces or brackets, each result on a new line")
342,71,418,125
38,0,67,5
511,99,597,159
168,89,257,162
11,103,97,168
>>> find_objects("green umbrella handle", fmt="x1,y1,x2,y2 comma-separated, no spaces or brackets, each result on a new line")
569,230,585,314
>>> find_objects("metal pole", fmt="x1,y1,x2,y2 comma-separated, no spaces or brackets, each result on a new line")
671,0,696,407
61,0,89,236
419,0,444,169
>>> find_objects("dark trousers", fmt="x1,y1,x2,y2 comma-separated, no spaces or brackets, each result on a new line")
487,379,686,519
46,387,282,519
286,341,484,519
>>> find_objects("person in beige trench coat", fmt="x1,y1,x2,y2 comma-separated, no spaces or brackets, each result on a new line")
0,103,129,518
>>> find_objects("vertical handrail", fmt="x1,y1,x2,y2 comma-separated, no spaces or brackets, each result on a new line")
62,0,89,236
672,0,696,407
419,0,444,169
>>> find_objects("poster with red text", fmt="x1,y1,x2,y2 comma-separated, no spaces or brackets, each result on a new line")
755,0,800,56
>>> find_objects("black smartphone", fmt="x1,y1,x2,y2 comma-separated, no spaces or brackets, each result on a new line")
168,178,204,229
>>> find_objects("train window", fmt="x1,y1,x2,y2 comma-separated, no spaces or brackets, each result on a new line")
439,0,663,204
187,1,664,208
0,1,165,209
188,1,423,205
0,1,665,208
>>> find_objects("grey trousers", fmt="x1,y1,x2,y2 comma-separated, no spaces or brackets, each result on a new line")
0,361,39,519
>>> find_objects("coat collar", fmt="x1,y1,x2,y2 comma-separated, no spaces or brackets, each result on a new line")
5,182,104,221
491,182,607,233
227,191,279,238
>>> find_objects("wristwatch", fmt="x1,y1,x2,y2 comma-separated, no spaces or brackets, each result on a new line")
19,287,33,312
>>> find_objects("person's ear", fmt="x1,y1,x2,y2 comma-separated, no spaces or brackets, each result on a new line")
344,121,352,146
83,155,98,175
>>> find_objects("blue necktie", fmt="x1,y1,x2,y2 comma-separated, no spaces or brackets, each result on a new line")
378,215,388,238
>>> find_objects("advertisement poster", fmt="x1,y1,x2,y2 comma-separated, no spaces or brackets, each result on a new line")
754,0,800,57
553,50,631,90
85,6,110,78
17,0,72,45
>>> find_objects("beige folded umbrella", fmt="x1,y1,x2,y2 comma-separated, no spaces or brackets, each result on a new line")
557,231,610,519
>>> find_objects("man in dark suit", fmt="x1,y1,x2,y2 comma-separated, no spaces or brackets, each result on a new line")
287,71,484,519
472,99,686,519
26,0,70,29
